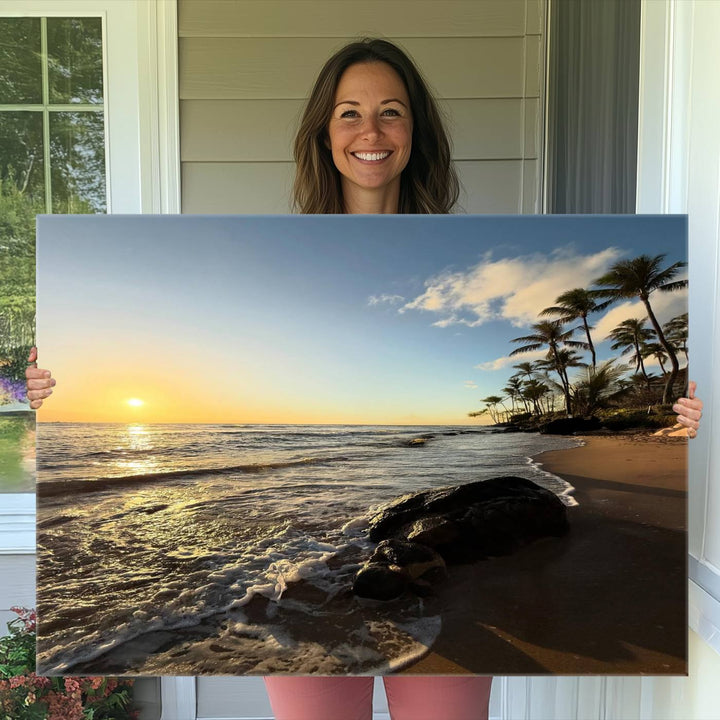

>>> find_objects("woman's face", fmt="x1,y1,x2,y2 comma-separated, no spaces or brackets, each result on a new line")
327,62,413,208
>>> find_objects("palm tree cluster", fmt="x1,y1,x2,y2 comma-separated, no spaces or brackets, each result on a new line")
470,254,688,422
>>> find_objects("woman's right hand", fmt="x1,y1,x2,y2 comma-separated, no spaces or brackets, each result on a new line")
25,346,55,409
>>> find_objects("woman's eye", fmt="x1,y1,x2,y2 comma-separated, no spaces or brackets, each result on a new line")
340,110,359,118
382,108,401,116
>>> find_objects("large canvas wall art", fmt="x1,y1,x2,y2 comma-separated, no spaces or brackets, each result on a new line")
35,214,688,676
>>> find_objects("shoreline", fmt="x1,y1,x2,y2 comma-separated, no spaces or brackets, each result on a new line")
402,433,687,675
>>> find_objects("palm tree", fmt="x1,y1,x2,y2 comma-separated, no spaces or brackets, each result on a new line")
592,254,687,403
510,361,541,391
503,376,526,415
521,379,550,416
663,312,689,363
572,360,629,415
644,342,669,376
607,318,654,385
510,320,587,415
540,288,611,369
480,395,507,424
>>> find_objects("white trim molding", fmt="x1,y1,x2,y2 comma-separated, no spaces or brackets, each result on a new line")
137,0,181,213
160,677,197,720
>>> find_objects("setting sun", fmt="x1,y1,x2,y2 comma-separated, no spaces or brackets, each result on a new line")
126,398,144,407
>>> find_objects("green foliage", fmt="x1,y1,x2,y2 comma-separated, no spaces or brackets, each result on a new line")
595,408,676,431
0,608,138,720
0,174,38,386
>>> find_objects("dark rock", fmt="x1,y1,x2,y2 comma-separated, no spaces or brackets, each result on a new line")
353,564,407,601
539,417,601,435
367,476,568,559
405,516,461,547
353,477,568,600
352,539,446,601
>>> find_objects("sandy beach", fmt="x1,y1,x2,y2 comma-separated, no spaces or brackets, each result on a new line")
403,433,688,676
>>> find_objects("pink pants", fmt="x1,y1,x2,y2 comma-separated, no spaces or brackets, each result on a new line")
264,676,492,720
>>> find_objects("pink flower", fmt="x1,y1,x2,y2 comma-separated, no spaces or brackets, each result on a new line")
9,606,37,633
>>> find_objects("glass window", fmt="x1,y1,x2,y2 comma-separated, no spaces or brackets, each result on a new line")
0,16,106,492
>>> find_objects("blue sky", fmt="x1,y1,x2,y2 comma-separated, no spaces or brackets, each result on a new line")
36,214,687,424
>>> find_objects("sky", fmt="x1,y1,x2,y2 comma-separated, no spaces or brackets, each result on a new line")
36,214,688,425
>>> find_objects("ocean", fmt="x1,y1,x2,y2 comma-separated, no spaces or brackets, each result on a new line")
36,423,581,675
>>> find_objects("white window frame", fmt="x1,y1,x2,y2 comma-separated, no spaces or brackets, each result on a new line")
0,0,180,556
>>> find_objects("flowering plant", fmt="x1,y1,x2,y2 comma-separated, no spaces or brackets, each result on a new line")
0,607,138,720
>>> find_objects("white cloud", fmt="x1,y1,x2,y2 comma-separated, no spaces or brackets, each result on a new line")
464,380,478,389
593,287,688,341
368,293,405,306
474,349,546,372
402,247,623,328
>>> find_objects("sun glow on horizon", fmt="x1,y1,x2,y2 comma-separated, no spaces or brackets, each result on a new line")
126,398,145,407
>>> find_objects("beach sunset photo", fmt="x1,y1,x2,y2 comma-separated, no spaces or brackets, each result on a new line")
35,214,688,676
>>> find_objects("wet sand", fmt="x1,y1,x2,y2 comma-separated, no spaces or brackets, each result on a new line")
403,434,688,675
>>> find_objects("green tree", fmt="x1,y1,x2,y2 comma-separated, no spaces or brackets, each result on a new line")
663,312,688,363
510,320,587,415
607,318,654,386
572,360,628,415
0,174,39,391
592,254,687,403
540,288,610,369
520,378,551,416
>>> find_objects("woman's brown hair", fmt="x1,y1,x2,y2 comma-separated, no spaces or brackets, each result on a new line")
293,38,459,214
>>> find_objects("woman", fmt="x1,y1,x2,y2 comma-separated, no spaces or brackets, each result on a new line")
26,38,703,720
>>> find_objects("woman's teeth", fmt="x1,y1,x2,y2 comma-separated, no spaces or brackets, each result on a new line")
353,152,390,161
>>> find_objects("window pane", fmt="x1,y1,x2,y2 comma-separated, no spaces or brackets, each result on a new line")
50,111,106,213
0,413,35,493
47,17,104,105
0,111,46,204
0,18,42,104
0,128,40,429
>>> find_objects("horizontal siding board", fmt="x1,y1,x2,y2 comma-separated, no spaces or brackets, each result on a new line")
182,159,530,215
181,98,537,162
445,98,533,159
180,37,525,100
181,99,302,161
456,159,523,213
179,0,528,38
182,162,295,213
526,0,544,36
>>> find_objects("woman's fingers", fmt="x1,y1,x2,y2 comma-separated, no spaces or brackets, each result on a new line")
25,347,55,409
673,395,702,438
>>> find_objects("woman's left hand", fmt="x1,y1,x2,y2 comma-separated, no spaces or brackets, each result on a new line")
673,380,703,438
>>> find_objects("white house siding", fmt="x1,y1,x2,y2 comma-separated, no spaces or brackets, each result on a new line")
178,0,545,214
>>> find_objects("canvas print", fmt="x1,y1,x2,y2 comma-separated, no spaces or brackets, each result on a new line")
36,214,688,676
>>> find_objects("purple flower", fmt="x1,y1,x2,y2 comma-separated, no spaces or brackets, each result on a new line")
0,376,28,405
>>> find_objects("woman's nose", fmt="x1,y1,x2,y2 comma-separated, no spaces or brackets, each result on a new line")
361,116,382,140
